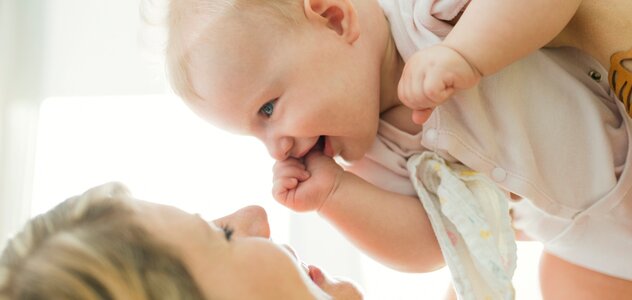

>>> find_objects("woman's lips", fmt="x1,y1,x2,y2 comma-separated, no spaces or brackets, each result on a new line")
283,245,327,288
307,265,325,285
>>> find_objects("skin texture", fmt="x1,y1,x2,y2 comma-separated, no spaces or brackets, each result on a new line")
399,0,582,125
172,0,632,296
186,4,384,163
539,252,632,300
398,44,481,125
182,0,443,273
136,203,362,299
401,0,632,125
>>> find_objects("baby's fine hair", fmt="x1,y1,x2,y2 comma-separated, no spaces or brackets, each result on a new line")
149,0,303,102
0,182,204,300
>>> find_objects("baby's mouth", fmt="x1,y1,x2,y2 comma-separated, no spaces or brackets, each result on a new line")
313,136,326,152
304,136,334,158
304,136,326,157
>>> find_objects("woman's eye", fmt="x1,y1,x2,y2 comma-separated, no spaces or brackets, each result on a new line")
221,225,234,241
259,100,276,117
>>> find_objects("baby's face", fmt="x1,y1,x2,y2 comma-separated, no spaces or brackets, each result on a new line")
184,16,384,162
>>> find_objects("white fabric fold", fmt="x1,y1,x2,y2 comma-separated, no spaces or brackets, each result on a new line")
407,152,516,300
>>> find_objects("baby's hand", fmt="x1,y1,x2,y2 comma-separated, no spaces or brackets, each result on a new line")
272,150,344,212
398,44,481,124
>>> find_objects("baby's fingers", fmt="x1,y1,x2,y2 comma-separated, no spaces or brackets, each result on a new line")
397,72,412,106
398,72,430,110
273,164,310,182
411,108,433,125
273,159,310,180
272,177,298,202
272,157,304,172
424,72,453,104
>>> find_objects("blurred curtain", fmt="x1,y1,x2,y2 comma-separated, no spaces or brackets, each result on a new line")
0,2,365,287
0,0,167,245
0,0,47,246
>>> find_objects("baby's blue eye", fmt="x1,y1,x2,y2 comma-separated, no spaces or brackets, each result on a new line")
260,101,275,117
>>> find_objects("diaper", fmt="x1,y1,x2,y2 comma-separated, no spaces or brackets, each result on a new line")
407,152,516,300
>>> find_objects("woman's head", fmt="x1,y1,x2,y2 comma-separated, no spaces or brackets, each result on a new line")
0,183,361,299
0,183,203,300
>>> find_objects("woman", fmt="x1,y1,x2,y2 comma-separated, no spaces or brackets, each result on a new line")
0,182,362,299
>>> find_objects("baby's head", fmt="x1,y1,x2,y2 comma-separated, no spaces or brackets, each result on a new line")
165,0,398,162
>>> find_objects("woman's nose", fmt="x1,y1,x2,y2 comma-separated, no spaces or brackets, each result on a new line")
213,205,270,238
267,136,292,160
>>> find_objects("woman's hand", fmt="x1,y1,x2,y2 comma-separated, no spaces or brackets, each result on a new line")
272,150,344,212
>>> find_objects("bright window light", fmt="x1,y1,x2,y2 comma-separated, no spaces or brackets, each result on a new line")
31,95,543,299
31,95,288,242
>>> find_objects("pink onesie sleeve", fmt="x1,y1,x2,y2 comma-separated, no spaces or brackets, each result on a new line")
379,0,469,59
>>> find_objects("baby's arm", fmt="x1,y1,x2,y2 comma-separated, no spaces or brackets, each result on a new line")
444,0,581,76
319,169,444,272
399,0,582,124
273,151,443,272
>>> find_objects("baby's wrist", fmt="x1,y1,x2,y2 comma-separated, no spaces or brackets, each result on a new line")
437,43,483,77
316,171,353,216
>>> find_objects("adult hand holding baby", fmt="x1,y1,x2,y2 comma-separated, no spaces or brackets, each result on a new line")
398,44,481,124
272,150,344,213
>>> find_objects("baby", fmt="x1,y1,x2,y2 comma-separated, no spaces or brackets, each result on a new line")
397,0,584,124
159,0,632,298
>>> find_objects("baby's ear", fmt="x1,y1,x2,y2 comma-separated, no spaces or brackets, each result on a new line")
303,0,359,43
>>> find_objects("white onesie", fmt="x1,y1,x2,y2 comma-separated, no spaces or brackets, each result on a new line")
354,0,632,281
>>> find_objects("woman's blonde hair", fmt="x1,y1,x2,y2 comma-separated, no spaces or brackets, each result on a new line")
0,183,204,300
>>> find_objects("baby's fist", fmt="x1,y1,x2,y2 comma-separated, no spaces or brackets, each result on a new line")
398,44,481,124
272,151,343,212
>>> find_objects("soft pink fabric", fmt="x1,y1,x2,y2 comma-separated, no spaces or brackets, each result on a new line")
379,0,469,59
359,0,632,280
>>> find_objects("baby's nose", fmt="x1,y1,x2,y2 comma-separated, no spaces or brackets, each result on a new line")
268,137,292,160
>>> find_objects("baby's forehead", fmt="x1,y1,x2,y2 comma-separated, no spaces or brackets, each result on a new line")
185,32,284,102
180,83,253,136
175,3,283,49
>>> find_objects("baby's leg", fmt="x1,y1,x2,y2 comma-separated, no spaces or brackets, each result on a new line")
539,251,632,299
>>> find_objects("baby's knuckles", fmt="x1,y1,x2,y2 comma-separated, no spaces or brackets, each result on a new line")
302,152,345,212
271,152,343,212
399,52,432,109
